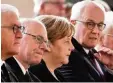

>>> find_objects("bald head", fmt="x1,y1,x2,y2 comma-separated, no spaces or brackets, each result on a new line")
20,18,47,35
71,1,105,20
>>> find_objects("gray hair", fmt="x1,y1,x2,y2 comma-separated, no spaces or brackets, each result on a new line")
102,11,113,35
70,0,105,20
1,4,19,17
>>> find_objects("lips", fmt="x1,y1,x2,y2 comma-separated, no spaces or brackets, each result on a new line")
35,51,43,55
14,42,20,44
89,37,97,40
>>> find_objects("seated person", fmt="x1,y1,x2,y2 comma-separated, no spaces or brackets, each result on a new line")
95,11,113,70
29,15,75,82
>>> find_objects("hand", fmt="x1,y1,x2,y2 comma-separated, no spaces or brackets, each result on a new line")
94,47,113,69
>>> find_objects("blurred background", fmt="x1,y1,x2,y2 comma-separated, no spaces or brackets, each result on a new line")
1,0,113,18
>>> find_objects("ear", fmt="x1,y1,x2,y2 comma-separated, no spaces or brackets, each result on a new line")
40,3,46,14
99,35,104,46
70,20,76,25
41,3,45,10
46,43,53,52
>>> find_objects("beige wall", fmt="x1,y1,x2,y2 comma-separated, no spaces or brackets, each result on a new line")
1,0,34,18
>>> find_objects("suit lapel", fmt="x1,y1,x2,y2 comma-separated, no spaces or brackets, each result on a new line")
5,57,25,81
72,38,102,79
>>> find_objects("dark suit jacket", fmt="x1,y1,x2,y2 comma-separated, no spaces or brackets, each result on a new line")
5,57,40,82
58,37,113,82
1,63,19,82
29,60,66,82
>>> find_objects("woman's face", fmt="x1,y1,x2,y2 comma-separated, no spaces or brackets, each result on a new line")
50,36,74,67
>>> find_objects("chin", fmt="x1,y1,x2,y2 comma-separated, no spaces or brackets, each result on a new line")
8,50,19,55
32,60,41,65
63,59,69,65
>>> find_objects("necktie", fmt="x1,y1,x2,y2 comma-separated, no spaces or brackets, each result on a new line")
24,71,33,82
88,50,105,81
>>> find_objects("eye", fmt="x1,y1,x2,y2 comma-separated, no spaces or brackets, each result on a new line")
97,23,103,27
36,36,43,43
87,22,95,26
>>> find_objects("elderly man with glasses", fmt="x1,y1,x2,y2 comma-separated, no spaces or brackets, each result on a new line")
5,18,49,82
1,4,24,82
59,1,113,82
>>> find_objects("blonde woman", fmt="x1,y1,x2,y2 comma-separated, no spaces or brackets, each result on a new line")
30,15,75,82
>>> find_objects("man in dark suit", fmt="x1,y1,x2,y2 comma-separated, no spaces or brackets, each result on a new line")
1,4,24,82
58,1,113,82
5,18,49,82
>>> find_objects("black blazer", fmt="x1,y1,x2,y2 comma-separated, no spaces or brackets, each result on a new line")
5,57,40,82
29,60,66,82
58,37,113,82
1,63,18,82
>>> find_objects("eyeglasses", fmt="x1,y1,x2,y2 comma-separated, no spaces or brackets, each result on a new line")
76,20,106,31
24,32,50,47
2,24,25,34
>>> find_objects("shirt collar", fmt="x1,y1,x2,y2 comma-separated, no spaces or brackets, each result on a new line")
13,56,26,75
83,47,89,54
1,60,5,66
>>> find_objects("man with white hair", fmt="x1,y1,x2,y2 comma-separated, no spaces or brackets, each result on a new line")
59,1,113,82
95,11,113,70
5,18,49,82
33,0,65,16
1,4,24,82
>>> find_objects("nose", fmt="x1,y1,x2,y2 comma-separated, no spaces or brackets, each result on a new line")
70,42,74,51
92,25,100,34
39,42,50,52
15,30,23,39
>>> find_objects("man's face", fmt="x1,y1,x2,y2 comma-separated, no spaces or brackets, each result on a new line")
102,30,113,50
75,4,105,49
1,11,22,59
42,0,65,16
20,22,48,65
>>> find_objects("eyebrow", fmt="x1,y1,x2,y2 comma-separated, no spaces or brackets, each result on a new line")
86,19,104,24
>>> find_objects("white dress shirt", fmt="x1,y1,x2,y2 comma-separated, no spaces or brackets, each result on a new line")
14,56,26,75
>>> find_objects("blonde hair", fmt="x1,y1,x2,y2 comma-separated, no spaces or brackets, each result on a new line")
35,15,75,43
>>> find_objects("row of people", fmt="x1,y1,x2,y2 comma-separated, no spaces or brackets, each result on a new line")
1,4,74,82
1,0,113,82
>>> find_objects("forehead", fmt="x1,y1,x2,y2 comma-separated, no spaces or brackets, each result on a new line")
25,21,47,37
1,11,19,25
81,3,105,23
48,0,65,2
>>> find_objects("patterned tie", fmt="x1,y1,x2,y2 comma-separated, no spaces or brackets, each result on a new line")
88,50,105,81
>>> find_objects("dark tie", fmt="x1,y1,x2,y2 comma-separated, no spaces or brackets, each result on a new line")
24,71,33,82
88,50,105,81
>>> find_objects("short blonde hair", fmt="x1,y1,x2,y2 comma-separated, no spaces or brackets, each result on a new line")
35,15,75,43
